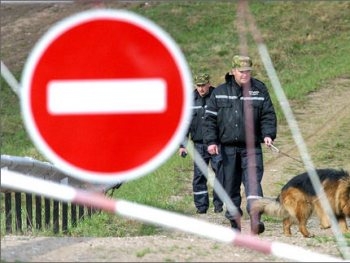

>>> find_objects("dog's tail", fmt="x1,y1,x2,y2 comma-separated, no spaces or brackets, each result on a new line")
251,196,288,218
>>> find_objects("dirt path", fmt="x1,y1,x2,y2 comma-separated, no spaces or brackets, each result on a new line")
1,3,350,262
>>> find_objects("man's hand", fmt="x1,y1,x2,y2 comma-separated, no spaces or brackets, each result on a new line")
264,137,273,147
179,147,187,158
208,144,219,155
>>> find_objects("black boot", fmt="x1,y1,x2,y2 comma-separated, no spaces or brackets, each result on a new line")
230,218,241,232
250,212,265,235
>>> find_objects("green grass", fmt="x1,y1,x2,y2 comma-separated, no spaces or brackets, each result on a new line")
312,233,350,246
1,1,350,237
312,115,350,167
68,155,194,237
136,247,152,258
261,215,281,224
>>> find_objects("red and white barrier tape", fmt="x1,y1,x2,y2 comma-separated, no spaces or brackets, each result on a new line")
1,169,346,262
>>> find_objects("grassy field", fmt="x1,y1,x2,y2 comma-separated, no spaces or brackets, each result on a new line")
1,1,350,237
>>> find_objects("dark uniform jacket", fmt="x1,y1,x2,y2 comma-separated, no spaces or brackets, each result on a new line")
204,73,277,147
181,86,215,146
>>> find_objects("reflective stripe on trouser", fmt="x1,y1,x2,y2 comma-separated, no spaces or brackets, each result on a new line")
221,145,264,220
193,190,209,211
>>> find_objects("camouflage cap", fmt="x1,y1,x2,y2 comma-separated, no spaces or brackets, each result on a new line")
232,55,253,70
194,73,210,85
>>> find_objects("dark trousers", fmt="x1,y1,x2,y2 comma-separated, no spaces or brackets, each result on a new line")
193,143,224,211
221,145,264,221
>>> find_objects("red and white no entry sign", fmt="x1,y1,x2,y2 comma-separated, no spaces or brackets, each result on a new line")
20,9,193,184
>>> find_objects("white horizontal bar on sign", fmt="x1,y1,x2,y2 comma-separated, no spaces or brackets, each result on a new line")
47,79,167,115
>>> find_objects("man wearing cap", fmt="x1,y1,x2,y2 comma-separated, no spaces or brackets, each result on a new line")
179,72,224,214
203,55,277,234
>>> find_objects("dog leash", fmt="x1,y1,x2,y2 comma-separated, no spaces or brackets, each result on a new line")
269,144,303,164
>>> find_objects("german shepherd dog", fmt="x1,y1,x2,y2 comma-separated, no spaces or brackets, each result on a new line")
252,168,350,237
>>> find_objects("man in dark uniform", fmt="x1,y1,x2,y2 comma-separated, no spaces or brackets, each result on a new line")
179,72,224,214
204,56,277,234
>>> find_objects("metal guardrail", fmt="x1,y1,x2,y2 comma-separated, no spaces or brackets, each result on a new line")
1,154,90,188
0,154,118,234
